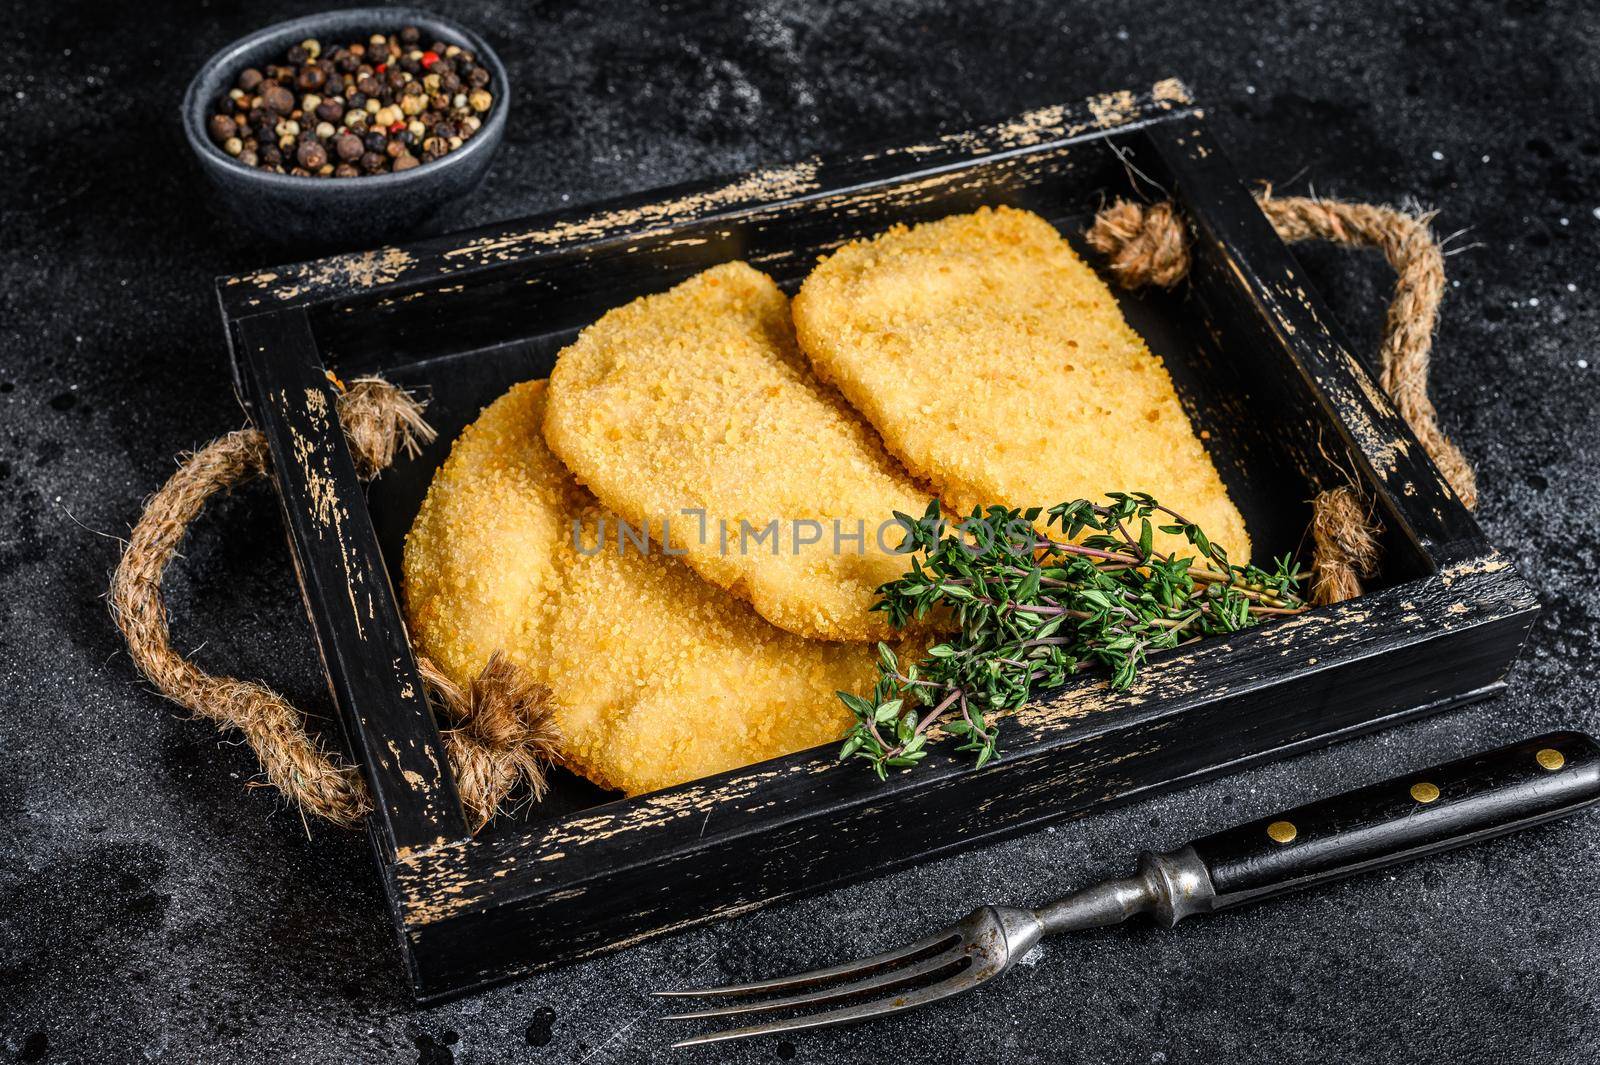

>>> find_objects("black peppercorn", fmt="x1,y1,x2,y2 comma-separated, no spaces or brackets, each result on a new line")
468,66,490,89
315,98,345,123
286,44,309,64
335,162,360,178
296,140,328,170
393,153,420,171
363,130,388,153
440,72,462,94
260,144,282,166
207,113,237,144
296,65,325,92
345,90,367,111
261,83,294,114
333,131,364,162
238,67,264,92
360,150,386,172
369,42,389,64
400,25,421,45
335,49,360,74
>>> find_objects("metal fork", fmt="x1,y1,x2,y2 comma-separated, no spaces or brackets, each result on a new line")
659,731,1600,1047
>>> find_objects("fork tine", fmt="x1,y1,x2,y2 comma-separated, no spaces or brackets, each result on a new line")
661,949,969,1021
668,963,997,1048
654,927,961,999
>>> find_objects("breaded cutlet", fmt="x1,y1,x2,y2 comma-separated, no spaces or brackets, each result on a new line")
543,262,930,643
792,206,1251,564
402,380,883,797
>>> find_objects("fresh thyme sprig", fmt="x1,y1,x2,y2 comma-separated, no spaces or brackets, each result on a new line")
838,493,1308,779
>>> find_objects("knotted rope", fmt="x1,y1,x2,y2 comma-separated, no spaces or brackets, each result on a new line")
108,377,557,830
1086,189,1474,603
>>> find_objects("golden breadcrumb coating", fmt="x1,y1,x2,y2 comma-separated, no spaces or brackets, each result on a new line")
543,262,928,643
792,206,1252,563
403,380,883,796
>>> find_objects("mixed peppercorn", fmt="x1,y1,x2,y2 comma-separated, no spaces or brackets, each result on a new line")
207,26,494,177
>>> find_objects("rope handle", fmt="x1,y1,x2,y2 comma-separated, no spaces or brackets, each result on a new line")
108,378,557,831
1087,189,1475,603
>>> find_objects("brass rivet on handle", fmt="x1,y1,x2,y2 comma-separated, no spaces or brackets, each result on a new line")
1409,781,1441,803
1536,748,1566,772
1266,820,1298,844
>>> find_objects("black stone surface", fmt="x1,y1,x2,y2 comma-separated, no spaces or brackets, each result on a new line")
3,1,1597,1062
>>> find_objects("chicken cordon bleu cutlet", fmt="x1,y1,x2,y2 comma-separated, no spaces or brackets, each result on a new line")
402,380,891,796
792,206,1251,564
542,262,930,643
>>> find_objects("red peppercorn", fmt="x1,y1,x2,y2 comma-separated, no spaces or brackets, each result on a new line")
388,120,405,134
421,50,439,68
375,63,387,74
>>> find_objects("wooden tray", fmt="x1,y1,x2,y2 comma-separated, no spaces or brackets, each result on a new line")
216,79,1538,1001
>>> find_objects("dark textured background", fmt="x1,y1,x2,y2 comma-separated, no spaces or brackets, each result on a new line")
4,1,1598,1062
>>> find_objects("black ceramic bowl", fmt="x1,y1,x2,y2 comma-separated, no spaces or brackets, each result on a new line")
182,8,508,246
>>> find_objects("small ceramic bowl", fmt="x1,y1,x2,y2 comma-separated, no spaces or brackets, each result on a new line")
182,8,508,246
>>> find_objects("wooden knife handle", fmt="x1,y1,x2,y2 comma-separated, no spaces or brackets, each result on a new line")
1182,732,1600,913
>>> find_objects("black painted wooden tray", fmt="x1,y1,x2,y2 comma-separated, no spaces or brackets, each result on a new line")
215,79,1538,1001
